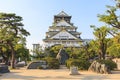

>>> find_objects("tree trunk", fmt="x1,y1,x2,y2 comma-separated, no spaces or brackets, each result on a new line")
99,40,107,60
11,50,15,69
101,42,107,60
8,41,16,69
98,50,102,59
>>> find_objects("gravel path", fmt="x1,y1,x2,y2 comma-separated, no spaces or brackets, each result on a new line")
0,68,120,80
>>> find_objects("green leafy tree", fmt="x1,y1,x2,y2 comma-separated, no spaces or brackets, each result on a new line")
68,47,80,59
98,0,120,41
80,42,91,60
32,44,44,60
98,2,120,29
90,0,120,59
107,43,120,58
15,44,30,62
49,45,63,58
0,13,30,69
15,35,31,62
0,42,11,65
91,26,110,59
115,0,120,8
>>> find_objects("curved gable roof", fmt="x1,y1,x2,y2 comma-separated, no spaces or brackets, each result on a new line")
56,11,69,16
56,20,71,27
50,29,78,40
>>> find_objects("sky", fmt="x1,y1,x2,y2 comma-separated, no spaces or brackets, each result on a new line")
0,0,115,49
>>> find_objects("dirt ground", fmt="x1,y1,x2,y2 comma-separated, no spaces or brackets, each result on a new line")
0,68,120,80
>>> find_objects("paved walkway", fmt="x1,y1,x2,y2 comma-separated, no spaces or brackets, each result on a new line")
0,68,120,80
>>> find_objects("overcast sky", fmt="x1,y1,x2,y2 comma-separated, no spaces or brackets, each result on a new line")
0,0,115,49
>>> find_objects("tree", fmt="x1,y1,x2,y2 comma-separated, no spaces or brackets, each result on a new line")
115,0,120,8
107,35,120,58
0,13,30,69
32,44,45,60
0,41,11,65
67,47,80,59
49,45,63,58
90,0,120,59
15,44,30,61
97,0,120,41
15,37,31,62
107,43,120,58
91,26,110,59
98,1,120,29
80,42,91,60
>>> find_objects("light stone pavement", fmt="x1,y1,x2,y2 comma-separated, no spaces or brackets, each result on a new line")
0,68,120,80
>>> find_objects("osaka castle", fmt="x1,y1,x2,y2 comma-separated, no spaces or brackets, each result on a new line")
43,11,83,47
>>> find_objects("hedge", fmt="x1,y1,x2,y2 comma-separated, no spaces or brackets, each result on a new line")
43,57,60,69
66,58,90,70
97,59,117,70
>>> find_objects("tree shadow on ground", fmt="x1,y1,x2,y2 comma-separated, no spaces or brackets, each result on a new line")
1,70,120,80
80,74,108,80
111,70,120,74
0,72,40,80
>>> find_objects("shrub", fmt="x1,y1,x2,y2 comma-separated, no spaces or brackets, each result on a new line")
97,60,117,70
66,58,90,70
44,57,60,69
